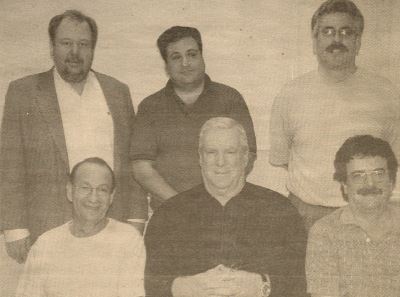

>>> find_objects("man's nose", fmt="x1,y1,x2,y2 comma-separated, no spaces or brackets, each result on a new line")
334,32,343,43
70,43,80,55
182,56,189,66
364,173,375,186
216,152,225,167
87,188,99,202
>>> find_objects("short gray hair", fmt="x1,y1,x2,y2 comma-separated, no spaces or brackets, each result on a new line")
199,117,249,152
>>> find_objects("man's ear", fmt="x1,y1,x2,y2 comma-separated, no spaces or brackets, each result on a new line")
66,181,73,202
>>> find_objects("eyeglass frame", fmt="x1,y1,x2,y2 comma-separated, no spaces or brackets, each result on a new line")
73,185,112,197
347,168,387,184
319,26,358,38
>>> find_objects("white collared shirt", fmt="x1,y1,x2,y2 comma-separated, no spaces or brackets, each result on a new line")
54,68,114,170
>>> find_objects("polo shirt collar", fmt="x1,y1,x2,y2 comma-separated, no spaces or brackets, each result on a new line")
339,203,400,235
165,74,212,101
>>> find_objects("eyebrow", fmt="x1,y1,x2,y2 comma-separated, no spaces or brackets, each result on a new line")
350,167,385,174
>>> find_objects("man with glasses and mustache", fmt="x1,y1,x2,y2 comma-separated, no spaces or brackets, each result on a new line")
306,135,400,297
16,158,145,297
269,0,400,231
0,10,145,267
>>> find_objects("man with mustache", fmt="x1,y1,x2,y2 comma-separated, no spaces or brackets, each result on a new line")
130,26,257,212
0,10,145,266
269,0,400,231
306,135,400,297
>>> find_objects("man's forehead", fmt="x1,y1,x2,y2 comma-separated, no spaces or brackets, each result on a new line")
166,37,199,54
346,155,388,172
318,12,358,28
203,128,240,146
55,18,92,38
73,163,112,183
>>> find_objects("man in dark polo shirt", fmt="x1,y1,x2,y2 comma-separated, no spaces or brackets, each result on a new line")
145,117,306,297
130,26,257,211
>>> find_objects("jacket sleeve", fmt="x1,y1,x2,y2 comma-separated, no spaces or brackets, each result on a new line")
0,81,28,231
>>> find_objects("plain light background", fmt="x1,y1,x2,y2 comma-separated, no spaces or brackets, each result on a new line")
1,0,400,294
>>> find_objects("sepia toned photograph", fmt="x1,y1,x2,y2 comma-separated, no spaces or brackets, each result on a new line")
1,0,400,296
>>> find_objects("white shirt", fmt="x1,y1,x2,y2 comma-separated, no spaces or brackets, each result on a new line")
54,68,114,170
16,219,145,297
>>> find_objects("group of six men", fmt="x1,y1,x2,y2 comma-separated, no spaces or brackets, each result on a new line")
1,0,399,296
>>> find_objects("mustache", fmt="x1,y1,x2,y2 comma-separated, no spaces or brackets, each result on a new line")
326,42,348,53
357,187,383,196
65,55,83,64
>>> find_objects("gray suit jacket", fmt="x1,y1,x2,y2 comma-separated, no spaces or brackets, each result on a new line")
0,69,147,240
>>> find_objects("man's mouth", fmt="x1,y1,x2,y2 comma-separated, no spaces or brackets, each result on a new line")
357,187,383,196
326,43,348,53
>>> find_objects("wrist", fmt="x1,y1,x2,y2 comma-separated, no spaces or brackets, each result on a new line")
259,273,271,297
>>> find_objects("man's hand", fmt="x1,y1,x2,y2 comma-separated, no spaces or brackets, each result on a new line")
5,236,31,264
228,269,264,297
172,265,264,297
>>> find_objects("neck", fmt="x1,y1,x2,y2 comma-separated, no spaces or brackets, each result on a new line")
205,178,245,206
70,217,108,237
174,77,204,96
350,203,389,228
318,64,357,82
69,80,86,95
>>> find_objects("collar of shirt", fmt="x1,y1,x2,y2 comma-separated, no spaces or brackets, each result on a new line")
339,203,400,236
164,74,211,113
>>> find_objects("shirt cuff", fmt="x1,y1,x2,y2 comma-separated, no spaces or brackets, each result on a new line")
3,229,30,242
127,219,146,224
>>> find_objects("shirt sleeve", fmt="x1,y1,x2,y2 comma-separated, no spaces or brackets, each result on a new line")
15,241,45,297
130,100,158,161
306,221,340,296
119,233,146,297
144,206,180,297
269,87,291,166
229,90,257,155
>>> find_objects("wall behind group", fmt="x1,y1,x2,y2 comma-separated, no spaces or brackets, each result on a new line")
1,0,399,194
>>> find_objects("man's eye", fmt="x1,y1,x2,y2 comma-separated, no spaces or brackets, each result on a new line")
79,41,90,48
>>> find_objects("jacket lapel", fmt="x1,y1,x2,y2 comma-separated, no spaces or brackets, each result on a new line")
35,69,69,170
95,72,123,173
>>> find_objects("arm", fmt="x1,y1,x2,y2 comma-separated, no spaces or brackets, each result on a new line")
229,90,257,174
15,241,45,297
132,160,178,201
306,222,340,297
119,233,146,297
0,82,31,262
269,89,291,168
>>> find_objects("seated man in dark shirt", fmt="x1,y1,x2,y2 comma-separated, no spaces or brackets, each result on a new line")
144,117,307,297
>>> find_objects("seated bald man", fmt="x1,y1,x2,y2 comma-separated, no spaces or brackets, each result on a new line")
16,157,145,297
145,117,307,297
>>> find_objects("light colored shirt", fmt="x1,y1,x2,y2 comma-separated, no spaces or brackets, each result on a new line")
54,68,114,170
306,204,400,297
270,68,400,207
16,218,145,297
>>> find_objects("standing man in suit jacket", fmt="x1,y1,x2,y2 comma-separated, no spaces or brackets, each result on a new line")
0,9,146,264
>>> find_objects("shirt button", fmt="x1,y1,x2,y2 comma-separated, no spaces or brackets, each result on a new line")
366,237,371,243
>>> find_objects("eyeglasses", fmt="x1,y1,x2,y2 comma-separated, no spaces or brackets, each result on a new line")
320,27,357,38
348,169,387,184
73,185,111,197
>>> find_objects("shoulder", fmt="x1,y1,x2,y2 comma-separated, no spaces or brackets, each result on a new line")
279,70,318,92
8,70,51,90
309,208,342,238
355,68,399,97
245,182,298,213
94,71,128,89
136,86,169,111
106,219,142,243
206,78,246,103
33,222,70,249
